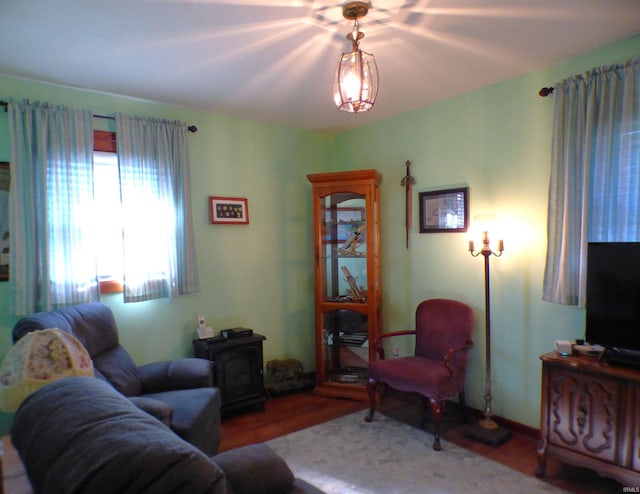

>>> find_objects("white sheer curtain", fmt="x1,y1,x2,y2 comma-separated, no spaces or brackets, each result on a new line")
114,113,199,303
8,99,99,314
543,57,640,306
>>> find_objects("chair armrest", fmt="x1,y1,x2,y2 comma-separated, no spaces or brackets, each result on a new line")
139,357,213,393
128,396,173,427
212,443,295,494
373,330,416,359
444,340,474,381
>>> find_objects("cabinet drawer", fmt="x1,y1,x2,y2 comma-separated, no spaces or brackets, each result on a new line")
546,367,621,463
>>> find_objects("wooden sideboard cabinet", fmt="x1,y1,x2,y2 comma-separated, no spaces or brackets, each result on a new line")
537,351,640,485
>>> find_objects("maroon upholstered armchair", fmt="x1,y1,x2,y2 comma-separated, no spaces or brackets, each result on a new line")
365,298,474,451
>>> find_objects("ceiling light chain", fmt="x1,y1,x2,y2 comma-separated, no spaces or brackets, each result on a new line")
333,1,379,114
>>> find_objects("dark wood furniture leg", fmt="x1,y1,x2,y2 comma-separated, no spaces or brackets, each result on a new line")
429,399,443,451
365,378,378,422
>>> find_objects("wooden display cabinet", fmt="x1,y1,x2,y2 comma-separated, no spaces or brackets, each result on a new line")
537,351,640,485
307,169,382,400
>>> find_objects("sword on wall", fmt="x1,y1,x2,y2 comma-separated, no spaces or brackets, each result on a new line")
400,160,415,249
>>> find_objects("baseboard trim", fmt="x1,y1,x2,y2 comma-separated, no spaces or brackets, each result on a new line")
452,402,540,440
294,380,541,441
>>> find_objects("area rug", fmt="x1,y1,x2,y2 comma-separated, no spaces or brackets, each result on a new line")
267,412,569,494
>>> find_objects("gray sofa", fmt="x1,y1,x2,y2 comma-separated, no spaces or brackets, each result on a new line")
12,302,221,455
12,377,323,494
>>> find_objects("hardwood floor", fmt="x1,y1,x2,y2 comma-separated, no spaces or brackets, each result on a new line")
220,389,624,494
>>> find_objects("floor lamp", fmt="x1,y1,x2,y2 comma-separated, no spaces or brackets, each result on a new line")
466,229,511,446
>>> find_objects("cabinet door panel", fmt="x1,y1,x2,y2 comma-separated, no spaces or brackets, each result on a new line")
216,346,263,403
548,368,619,463
321,309,368,385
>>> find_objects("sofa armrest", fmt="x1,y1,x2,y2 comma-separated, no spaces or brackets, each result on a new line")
212,443,295,494
139,358,213,393
12,377,226,494
128,396,173,427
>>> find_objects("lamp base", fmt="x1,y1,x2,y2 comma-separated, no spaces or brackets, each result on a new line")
466,419,511,446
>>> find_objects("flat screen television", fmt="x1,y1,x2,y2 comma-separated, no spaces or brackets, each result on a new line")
586,242,640,361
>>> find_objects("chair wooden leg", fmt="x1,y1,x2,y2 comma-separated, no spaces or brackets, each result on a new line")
429,399,444,451
364,378,378,422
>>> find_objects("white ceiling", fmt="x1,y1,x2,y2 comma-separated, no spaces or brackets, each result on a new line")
2,0,640,132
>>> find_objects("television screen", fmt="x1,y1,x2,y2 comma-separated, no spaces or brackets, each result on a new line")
586,242,640,352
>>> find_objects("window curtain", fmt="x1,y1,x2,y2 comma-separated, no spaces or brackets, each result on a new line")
543,57,640,306
7,99,99,314
114,113,199,303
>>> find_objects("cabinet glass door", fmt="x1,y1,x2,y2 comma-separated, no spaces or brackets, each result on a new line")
321,193,367,303
322,309,368,384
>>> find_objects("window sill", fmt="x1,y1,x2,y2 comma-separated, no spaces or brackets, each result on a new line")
99,280,123,294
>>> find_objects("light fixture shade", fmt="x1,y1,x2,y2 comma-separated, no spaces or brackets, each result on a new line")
333,48,379,113
0,328,94,411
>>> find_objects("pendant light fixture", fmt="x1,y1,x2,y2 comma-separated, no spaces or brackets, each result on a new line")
333,1,379,113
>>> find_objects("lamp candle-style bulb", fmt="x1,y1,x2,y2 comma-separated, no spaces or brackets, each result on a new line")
498,239,504,252
468,240,475,252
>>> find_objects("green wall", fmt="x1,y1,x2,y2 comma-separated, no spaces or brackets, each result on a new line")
0,77,333,434
333,35,640,427
1,34,639,435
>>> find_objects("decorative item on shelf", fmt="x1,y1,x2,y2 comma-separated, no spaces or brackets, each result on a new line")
338,223,366,255
333,1,379,113
466,219,511,446
0,328,94,412
341,266,366,302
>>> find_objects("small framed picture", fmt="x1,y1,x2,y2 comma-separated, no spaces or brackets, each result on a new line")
209,196,249,225
418,187,468,233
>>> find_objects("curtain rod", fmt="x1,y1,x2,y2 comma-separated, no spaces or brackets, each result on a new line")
539,87,554,97
0,101,198,133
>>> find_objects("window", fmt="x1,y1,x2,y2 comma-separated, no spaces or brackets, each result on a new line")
93,131,123,294
543,58,640,306
93,150,124,292
8,102,198,313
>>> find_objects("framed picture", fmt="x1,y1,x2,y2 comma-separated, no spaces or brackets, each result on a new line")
0,162,9,281
419,187,468,233
209,196,249,225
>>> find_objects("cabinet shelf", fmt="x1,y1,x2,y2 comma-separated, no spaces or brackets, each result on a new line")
322,252,367,258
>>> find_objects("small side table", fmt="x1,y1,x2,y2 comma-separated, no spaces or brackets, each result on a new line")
193,333,266,416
